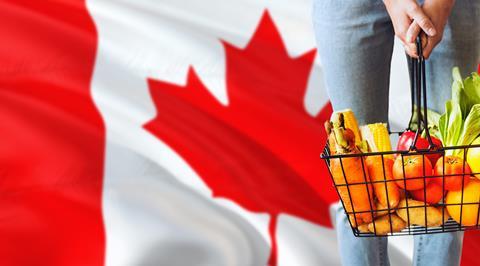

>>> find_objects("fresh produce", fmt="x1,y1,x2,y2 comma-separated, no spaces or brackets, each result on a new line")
375,201,395,217
361,123,400,209
396,131,443,164
396,199,447,227
434,155,471,191
326,68,480,235
361,123,393,155
446,179,480,226
358,223,370,233
408,106,442,135
466,136,480,178
366,156,400,209
393,154,432,190
326,113,375,225
348,215,364,228
367,214,406,235
438,68,480,156
410,180,444,204
333,109,363,148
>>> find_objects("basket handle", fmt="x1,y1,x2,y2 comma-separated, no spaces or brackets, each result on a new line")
406,36,438,152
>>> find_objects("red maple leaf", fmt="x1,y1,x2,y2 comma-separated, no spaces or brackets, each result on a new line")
144,10,336,265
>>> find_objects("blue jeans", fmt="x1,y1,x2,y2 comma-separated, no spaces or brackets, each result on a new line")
313,0,480,265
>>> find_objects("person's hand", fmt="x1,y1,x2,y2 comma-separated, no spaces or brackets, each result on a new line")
383,0,437,58
405,0,455,59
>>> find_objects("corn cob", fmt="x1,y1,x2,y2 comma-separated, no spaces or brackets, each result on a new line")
331,109,362,147
360,123,392,152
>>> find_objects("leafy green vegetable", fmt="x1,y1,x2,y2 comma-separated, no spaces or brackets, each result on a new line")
438,110,447,143
441,101,464,155
452,67,463,83
458,104,480,146
463,72,480,113
408,106,442,139
409,105,441,130
437,68,480,156
426,108,442,126
452,80,468,118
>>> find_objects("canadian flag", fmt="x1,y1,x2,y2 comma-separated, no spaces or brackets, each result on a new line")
1,1,479,266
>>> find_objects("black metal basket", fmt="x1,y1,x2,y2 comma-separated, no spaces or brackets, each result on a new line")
321,37,480,237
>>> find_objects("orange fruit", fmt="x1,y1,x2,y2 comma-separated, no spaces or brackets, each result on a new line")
446,179,480,226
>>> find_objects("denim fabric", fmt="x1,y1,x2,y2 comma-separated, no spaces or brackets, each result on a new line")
335,203,390,266
313,0,480,265
413,232,463,266
313,0,480,119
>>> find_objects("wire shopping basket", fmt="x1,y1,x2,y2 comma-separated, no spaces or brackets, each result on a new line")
321,37,480,237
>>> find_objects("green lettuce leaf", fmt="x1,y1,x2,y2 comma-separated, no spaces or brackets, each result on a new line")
409,105,441,131
444,101,463,155
459,104,480,146
439,110,448,144
463,72,480,113
429,68,480,154
452,67,463,83
452,80,468,118
447,101,463,145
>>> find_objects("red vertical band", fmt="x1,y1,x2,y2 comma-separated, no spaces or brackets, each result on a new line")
461,232,480,266
0,1,105,265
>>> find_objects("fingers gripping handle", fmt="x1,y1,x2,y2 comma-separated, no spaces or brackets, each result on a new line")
408,36,437,151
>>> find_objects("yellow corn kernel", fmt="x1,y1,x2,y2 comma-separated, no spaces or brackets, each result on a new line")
361,123,392,152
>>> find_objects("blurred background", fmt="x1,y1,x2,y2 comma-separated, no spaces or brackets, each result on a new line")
87,0,415,265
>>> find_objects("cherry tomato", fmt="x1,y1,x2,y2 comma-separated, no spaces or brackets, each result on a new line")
434,155,471,191
393,154,432,190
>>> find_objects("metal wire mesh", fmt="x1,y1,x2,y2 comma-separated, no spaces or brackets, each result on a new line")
321,139,480,237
